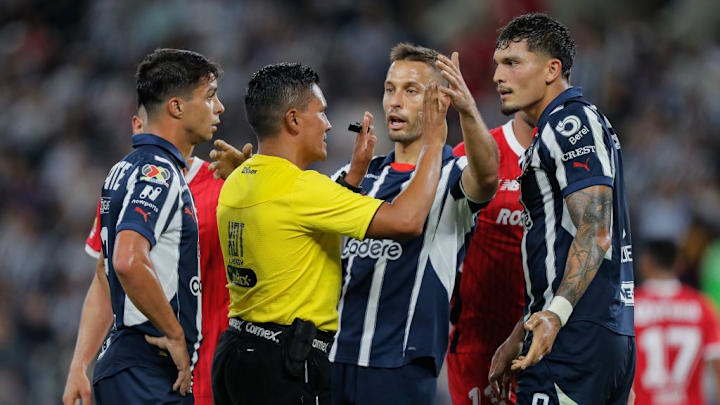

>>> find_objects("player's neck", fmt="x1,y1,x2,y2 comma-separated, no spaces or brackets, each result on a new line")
525,80,571,125
512,117,534,149
393,138,424,165
144,120,194,162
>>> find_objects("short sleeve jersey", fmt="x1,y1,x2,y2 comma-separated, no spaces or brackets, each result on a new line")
217,154,383,332
519,87,634,336
634,280,720,405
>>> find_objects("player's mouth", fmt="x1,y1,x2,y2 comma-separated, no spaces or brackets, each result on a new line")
497,87,512,100
388,114,406,131
212,120,221,132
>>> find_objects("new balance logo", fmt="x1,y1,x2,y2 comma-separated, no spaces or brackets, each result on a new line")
498,179,520,192
134,207,150,222
573,158,590,172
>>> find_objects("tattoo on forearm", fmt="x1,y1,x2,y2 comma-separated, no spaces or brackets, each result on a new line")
556,186,613,306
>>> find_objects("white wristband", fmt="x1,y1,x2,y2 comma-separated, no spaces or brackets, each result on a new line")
547,296,573,326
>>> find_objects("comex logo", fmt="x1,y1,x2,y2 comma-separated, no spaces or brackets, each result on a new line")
342,239,403,261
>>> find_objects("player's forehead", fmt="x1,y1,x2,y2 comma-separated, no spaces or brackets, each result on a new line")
190,74,218,95
385,60,435,87
493,39,532,62
310,83,326,109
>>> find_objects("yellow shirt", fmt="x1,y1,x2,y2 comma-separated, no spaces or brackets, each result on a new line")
217,154,383,331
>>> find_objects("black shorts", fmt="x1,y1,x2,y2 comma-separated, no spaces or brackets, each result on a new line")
211,319,333,405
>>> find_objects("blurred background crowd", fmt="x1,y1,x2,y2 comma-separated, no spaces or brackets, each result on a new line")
1,0,720,403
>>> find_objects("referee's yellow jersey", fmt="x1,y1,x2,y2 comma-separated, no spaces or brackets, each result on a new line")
217,154,383,331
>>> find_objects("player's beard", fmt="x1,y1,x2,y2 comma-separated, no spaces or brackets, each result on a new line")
388,119,422,143
501,102,520,116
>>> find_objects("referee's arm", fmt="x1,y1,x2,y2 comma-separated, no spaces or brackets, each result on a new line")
113,230,191,395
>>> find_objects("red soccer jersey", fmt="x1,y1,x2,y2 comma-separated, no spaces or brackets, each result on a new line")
634,279,720,405
86,157,227,405
450,120,526,354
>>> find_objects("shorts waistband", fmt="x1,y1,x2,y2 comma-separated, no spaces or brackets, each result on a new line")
228,318,334,354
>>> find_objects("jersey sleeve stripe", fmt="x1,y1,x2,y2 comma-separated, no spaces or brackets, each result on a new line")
535,160,559,312
584,106,614,179
541,124,569,190
153,171,182,243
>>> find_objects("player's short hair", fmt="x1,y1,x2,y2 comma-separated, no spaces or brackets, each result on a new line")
496,13,576,80
643,239,678,271
390,43,448,86
136,48,222,116
244,62,319,139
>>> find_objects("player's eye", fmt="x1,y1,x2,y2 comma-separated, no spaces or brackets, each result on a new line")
384,87,394,94
406,88,417,95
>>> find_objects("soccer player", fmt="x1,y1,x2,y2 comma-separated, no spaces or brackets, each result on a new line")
447,111,533,405
92,48,222,404
329,44,499,404
487,14,635,404
634,240,720,405
212,62,449,405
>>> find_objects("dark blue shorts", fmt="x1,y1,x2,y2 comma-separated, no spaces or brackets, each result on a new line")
94,364,194,405
516,321,635,405
331,358,437,405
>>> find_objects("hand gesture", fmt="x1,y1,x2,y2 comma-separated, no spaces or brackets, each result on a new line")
488,334,523,401
145,334,192,395
436,52,478,117
62,365,91,405
208,140,253,180
510,311,561,371
345,111,377,186
420,81,449,146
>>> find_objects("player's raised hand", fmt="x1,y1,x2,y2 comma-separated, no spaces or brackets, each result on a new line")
62,365,91,405
208,139,253,180
145,334,192,396
488,329,523,401
345,111,377,186
436,52,478,117
420,81,449,146
511,310,561,371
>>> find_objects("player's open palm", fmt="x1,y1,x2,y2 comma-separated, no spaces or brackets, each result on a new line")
436,52,476,117
420,81,448,145
145,334,192,395
511,310,561,371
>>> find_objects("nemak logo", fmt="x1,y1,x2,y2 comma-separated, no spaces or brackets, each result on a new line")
342,238,402,261
141,164,171,187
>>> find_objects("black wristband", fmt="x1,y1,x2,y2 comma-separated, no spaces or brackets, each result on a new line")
336,171,362,193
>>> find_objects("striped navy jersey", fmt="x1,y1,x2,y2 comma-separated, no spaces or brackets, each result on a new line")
519,87,634,336
96,133,202,375
329,145,485,373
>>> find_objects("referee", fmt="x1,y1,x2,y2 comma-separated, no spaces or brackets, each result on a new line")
211,63,449,405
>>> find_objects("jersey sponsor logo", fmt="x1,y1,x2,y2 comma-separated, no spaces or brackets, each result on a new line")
621,244,633,263
134,207,150,222
498,179,520,192
245,322,281,343
620,281,634,306
241,167,257,174
573,157,591,172
190,275,201,296
104,161,132,191
139,185,163,201
341,238,403,261
228,221,244,257
561,145,596,162
496,208,523,226
140,164,171,187
555,115,582,137
100,197,111,214
131,199,159,213
227,265,257,288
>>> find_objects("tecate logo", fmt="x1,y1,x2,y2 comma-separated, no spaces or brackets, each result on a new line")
342,238,403,261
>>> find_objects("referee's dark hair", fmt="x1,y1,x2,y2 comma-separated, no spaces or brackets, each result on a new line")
497,13,576,81
244,62,319,140
136,48,222,116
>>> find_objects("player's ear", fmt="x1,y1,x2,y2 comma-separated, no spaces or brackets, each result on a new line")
168,97,183,119
285,108,301,136
131,115,144,134
545,58,562,84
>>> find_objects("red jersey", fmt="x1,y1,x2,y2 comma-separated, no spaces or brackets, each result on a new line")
634,279,720,405
450,120,526,354
86,157,227,405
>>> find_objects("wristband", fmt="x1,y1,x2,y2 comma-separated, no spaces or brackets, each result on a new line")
336,171,362,193
547,296,573,326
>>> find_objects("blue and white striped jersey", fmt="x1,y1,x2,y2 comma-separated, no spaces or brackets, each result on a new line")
330,145,485,373
519,87,634,336
96,133,202,376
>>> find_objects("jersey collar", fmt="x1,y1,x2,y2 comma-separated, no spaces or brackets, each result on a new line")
536,87,584,129
380,145,455,169
132,133,188,169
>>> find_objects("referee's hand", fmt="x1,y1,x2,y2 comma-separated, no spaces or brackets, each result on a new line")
145,334,192,396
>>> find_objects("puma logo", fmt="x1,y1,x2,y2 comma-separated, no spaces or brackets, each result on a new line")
573,158,590,172
134,207,150,222
184,207,196,223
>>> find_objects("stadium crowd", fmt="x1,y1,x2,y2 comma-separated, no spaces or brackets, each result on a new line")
1,0,720,403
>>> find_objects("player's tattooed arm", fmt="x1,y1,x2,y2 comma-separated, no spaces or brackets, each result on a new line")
556,185,613,305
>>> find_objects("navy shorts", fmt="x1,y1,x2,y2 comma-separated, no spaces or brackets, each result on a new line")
331,358,437,405
516,321,635,405
94,364,194,405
